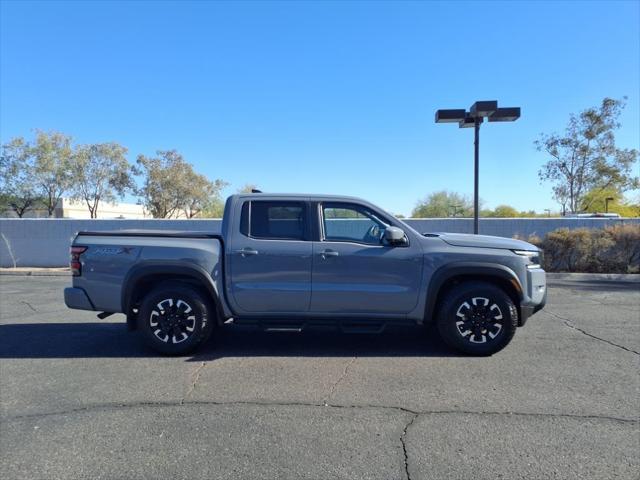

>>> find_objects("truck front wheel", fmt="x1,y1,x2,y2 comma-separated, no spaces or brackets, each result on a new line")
436,281,518,356
137,283,214,355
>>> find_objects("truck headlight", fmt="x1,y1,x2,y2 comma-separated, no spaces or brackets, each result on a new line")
513,249,543,269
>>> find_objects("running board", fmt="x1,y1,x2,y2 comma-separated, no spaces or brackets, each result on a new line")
233,317,393,334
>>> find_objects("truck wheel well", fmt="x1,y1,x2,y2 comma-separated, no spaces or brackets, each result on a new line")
126,274,220,330
432,275,521,322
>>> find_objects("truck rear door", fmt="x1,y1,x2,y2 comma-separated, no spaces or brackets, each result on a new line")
227,199,312,313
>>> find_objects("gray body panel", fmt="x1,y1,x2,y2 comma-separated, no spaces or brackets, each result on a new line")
71,234,225,315
310,240,423,314
229,237,313,313
66,193,546,325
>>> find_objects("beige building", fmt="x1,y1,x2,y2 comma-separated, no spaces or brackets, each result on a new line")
1,198,150,219
0,198,211,219
54,198,150,219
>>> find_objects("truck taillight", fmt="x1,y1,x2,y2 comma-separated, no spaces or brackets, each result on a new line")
70,246,87,276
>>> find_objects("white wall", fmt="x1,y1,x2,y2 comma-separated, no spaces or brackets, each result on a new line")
2,217,639,268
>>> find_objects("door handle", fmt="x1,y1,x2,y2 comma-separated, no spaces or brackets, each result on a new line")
235,247,259,257
320,249,339,259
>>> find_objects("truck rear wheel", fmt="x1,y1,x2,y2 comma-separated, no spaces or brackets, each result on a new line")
137,283,214,355
436,281,518,356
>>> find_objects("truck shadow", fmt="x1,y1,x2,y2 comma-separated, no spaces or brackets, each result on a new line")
0,322,460,359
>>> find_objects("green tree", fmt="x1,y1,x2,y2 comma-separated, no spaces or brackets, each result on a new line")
137,150,227,218
1,131,74,217
490,205,520,218
0,138,39,217
581,187,640,217
183,173,227,219
199,198,226,218
237,183,259,193
412,191,473,218
70,142,134,218
536,97,639,214
31,130,73,216
520,210,539,217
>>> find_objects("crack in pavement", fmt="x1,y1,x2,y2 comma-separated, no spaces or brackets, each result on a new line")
5,400,636,480
19,300,37,312
543,310,639,355
324,356,357,406
4,399,637,424
181,361,207,404
563,290,639,312
400,412,418,480
4,397,635,480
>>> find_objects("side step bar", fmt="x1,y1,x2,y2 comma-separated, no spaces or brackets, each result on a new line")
233,318,400,334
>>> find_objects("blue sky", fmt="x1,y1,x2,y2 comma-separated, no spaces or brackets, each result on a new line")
1,0,639,216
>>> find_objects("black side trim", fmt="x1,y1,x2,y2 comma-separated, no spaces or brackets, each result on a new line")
520,305,535,326
424,262,524,324
77,230,222,239
121,263,225,326
520,284,547,326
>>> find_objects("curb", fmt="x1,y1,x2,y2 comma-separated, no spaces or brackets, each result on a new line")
546,272,639,283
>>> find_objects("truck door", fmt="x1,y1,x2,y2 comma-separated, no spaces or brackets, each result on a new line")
228,199,312,313
311,202,423,314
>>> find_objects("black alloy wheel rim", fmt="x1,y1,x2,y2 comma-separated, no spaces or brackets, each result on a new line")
149,298,197,344
454,296,504,344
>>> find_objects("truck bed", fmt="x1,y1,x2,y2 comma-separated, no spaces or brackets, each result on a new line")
76,230,222,239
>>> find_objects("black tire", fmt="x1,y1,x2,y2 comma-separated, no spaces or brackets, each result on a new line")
436,281,518,356
137,282,215,355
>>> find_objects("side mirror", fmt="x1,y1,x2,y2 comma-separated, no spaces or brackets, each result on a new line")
383,226,407,246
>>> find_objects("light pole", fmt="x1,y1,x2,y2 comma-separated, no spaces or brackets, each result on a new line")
605,197,614,214
435,101,520,234
450,204,462,217
544,208,551,218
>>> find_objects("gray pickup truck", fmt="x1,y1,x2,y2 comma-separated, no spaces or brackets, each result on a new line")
64,193,546,356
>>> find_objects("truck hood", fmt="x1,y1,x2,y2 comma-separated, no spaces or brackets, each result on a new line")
426,232,538,251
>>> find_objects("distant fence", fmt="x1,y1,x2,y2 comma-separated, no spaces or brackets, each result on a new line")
1,217,638,267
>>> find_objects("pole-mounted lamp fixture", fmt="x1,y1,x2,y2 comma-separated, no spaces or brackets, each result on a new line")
605,197,615,214
435,101,521,234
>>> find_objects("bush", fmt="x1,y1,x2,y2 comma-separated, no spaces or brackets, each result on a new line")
524,224,640,273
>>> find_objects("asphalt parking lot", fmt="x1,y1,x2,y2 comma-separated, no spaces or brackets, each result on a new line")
0,275,638,480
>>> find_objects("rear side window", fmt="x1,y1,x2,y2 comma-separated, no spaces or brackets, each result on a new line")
240,201,307,240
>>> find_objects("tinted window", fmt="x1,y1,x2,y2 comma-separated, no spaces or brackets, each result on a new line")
244,201,306,240
239,201,250,236
322,203,388,245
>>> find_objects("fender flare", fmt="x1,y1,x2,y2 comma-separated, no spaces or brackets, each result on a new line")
121,262,225,325
423,262,524,323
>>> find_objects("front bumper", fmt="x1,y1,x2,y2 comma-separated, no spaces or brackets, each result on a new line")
64,287,95,311
519,282,547,326
519,267,547,326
